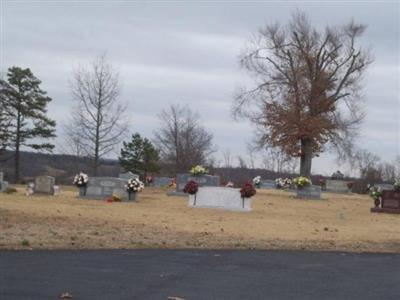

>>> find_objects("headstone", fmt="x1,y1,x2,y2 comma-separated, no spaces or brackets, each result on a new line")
325,180,351,193
371,190,400,214
296,185,322,199
259,179,276,189
0,172,9,192
188,187,251,212
375,184,393,191
153,177,173,187
119,172,139,180
80,177,132,201
168,173,220,196
34,176,55,195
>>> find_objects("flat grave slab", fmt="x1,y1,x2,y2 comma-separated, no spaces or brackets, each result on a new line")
188,187,251,212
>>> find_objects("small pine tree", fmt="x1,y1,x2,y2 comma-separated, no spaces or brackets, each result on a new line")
119,133,160,179
2,67,56,182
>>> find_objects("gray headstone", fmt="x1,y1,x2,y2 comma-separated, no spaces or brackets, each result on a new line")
325,180,351,193
153,177,173,187
296,185,322,199
0,181,9,192
176,174,220,192
0,172,3,182
188,187,251,212
119,172,139,180
375,184,393,191
80,177,133,201
34,176,55,195
259,179,276,189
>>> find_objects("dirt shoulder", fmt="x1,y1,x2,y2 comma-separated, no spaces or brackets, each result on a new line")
1,186,399,252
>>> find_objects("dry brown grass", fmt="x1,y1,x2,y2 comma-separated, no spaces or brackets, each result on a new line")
0,185,399,252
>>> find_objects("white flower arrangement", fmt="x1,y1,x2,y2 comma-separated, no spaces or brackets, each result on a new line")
275,178,292,189
125,178,144,193
253,176,261,186
190,165,208,176
394,179,400,192
73,172,89,187
225,181,235,188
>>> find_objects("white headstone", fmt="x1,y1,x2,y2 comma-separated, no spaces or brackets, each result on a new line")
188,187,252,212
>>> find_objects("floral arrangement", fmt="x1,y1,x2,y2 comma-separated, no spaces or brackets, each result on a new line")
347,181,354,190
145,176,153,185
106,194,122,203
225,181,234,188
394,180,400,192
125,178,144,193
317,176,326,187
252,176,261,188
275,178,292,189
367,184,382,208
240,181,257,198
73,172,88,187
293,176,311,188
190,165,208,176
183,180,199,195
169,178,176,188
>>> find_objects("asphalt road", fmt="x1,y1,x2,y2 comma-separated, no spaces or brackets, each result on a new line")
0,249,399,300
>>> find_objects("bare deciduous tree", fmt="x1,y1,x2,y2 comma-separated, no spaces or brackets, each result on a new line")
233,11,372,177
66,55,127,175
154,104,215,173
353,149,380,180
222,148,232,168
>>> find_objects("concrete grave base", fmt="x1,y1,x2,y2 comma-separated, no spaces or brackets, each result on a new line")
188,187,252,212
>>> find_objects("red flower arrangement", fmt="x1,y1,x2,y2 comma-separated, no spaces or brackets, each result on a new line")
240,181,256,198
183,180,199,195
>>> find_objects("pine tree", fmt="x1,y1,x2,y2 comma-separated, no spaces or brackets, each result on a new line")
2,67,56,182
119,133,160,179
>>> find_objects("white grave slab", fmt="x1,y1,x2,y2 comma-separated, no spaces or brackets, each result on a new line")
188,187,252,212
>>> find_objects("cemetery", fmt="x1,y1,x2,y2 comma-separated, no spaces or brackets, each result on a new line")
1,182,399,252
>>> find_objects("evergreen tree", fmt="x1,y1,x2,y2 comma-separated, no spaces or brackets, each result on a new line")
119,133,160,179
2,67,56,182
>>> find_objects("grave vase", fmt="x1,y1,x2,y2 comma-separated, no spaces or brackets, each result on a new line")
128,191,137,201
79,186,87,197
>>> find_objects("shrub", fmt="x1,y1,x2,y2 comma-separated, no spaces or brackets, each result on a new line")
21,240,30,247
240,181,256,198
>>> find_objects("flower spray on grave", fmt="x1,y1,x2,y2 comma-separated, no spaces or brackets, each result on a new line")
394,180,400,192
190,165,208,176
367,184,382,208
293,176,311,189
240,181,256,209
184,180,199,205
275,178,292,189
73,172,89,196
252,176,261,188
125,178,144,201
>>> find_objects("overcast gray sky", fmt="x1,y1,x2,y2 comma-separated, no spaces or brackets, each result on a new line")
1,0,399,175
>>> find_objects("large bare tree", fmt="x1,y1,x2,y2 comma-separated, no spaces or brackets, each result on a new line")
233,11,372,177
154,104,215,174
66,55,127,175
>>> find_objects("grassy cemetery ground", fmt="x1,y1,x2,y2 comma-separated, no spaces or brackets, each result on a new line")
0,186,399,253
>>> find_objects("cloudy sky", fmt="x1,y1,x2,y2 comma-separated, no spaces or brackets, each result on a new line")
1,0,399,175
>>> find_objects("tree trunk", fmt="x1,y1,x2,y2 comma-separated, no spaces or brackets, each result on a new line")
14,112,21,183
299,139,312,178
